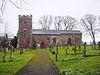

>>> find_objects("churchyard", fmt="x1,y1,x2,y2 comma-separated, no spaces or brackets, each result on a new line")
0,39,100,75
48,45,100,75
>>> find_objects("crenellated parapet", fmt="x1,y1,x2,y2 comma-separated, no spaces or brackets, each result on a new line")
19,15,32,20
18,15,32,30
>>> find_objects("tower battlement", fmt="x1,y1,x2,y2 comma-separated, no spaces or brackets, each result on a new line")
19,15,32,20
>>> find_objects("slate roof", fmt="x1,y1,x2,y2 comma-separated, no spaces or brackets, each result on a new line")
32,29,82,35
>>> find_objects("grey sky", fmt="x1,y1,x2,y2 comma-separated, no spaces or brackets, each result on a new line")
0,0,100,42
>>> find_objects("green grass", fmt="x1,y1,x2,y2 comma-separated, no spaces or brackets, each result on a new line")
48,46,100,75
0,48,40,75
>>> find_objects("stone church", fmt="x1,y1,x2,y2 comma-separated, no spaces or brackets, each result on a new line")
17,15,82,48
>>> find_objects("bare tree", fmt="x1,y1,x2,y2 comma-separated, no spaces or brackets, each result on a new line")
80,14,100,49
54,16,62,30
62,16,77,30
39,15,53,30
0,0,27,14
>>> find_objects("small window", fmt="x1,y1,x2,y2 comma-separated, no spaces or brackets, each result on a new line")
53,38,56,43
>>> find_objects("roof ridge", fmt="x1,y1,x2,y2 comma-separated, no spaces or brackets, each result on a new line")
32,29,82,35
32,29,80,31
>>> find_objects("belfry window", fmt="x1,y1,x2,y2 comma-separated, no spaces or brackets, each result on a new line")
24,21,27,24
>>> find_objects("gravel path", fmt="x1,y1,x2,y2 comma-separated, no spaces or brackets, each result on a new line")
16,49,60,75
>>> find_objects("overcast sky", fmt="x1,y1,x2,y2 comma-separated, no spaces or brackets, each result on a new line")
0,0,100,42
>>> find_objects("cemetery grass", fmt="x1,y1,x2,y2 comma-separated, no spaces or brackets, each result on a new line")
48,46,100,75
0,48,40,75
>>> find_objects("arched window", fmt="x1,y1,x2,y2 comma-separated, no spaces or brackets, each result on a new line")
67,38,72,46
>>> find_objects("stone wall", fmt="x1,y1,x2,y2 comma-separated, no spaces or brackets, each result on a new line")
32,34,82,48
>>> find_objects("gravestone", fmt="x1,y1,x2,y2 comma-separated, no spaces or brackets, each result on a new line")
84,42,87,50
20,48,23,55
83,49,86,57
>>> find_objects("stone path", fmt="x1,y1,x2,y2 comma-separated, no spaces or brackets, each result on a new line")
16,49,60,75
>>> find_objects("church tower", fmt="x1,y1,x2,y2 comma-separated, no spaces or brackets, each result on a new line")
18,15,32,48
